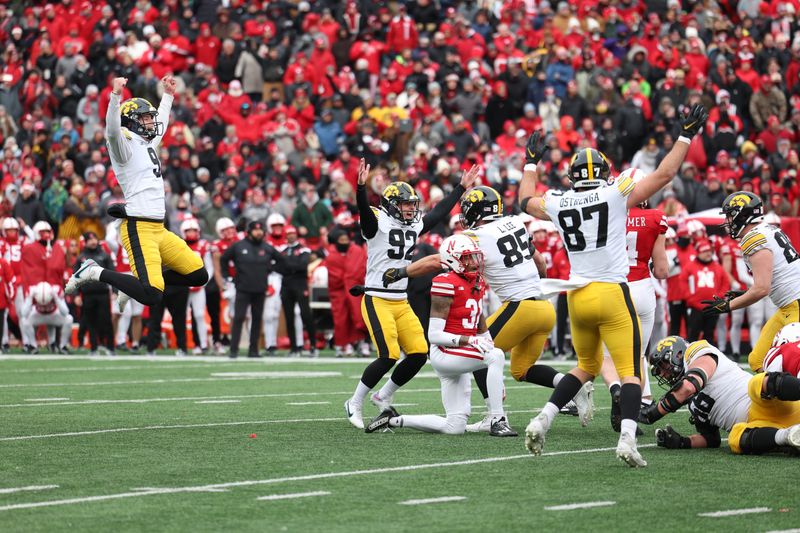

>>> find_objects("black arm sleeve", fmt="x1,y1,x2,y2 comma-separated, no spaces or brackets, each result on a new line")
220,243,235,266
421,184,465,235
357,185,378,239
693,419,722,448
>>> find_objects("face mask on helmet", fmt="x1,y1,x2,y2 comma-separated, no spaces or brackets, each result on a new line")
120,98,164,141
720,191,763,239
649,336,688,388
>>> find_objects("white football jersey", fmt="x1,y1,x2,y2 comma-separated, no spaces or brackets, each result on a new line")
542,173,633,283
364,208,423,300
740,222,800,308
106,92,172,220
464,215,541,301
683,340,750,432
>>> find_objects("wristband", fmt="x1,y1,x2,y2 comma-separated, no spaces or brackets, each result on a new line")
677,135,691,145
680,436,692,449
523,163,538,172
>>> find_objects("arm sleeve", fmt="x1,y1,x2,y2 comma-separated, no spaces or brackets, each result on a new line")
204,251,214,279
357,185,378,239
220,244,234,267
428,317,461,347
421,184,465,235
153,93,173,146
105,92,132,164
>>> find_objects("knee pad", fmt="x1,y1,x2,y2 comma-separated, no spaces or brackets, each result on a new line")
763,372,800,401
738,427,777,455
444,414,468,435
139,286,163,307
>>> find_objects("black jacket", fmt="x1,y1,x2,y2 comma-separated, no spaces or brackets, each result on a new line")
77,247,114,295
280,242,311,291
220,237,285,293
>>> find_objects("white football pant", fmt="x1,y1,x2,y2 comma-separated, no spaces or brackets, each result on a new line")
114,294,143,346
187,289,208,349
398,346,505,435
24,310,72,348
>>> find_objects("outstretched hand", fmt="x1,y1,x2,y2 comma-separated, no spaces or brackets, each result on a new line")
112,77,127,95
525,130,548,165
357,158,370,186
459,164,479,189
161,75,178,96
679,104,709,139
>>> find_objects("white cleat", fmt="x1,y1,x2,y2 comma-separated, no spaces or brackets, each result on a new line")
465,415,492,433
524,413,548,455
344,399,364,430
370,392,393,412
787,424,800,450
65,259,103,295
117,292,130,313
574,381,595,427
616,432,647,468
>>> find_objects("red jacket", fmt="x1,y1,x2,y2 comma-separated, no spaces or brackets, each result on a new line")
386,16,419,52
20,241,66,293
0,258,14,309
682,259,730,310
325,244,366,291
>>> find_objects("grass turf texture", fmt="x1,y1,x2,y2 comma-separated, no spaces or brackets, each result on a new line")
0,355,796,532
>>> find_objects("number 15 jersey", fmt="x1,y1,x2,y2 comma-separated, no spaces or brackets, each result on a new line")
740,222,800,308
464,215,541,301
364,208,424,300
542,174,635,283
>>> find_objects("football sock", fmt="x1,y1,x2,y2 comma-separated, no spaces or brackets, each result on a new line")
377,379,399,401
775,427,790,446
163,267,209,287
389,416,403,428
641,357,652,398
472,368,489,399
523,364,560,388
357,358,396,397
553,372,563,387
486,350,505,417
99,270,162,306
395,414,459,434
388,354,426,387
620,382,642,435
351,381,372,407
620,419,638,438
547,373,583,408
540,403,559,428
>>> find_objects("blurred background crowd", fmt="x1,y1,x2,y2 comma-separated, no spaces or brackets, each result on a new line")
0,0,798,355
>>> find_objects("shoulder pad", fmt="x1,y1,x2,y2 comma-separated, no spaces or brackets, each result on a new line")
615,173,636,196
740,229,768,256
120,127,133,140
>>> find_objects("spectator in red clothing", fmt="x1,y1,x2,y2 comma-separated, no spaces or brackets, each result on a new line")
194,23,221,70
386,5,419,53
325,228,367,356
163,21,192,73
757,115,787,155
286,89,315,132
682,240,730,343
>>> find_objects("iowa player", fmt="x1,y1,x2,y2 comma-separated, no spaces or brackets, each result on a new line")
388,186,594,430
65,76,208,306
703,192,800,373
641,336,800,455
344,159,478,429
519,103,708,467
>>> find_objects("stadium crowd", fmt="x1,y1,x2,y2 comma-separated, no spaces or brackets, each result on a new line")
0,0,798,354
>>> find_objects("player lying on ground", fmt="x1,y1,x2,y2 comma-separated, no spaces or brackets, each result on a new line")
641,336,800,455
65,76,208,307
366,234,517,436
384,185,593,431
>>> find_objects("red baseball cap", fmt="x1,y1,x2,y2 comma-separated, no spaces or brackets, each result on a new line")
696,240,712,253
285,225,297,235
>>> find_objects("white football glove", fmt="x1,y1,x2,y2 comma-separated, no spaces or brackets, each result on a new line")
468,335,494,355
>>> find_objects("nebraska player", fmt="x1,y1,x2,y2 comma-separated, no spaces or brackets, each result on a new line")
21,282,73,354
763,323,800,377
600,168,669,429
0,217,29,346
716,236,746,360
365,234,517,437
0,256,14,352
211,217,240,345
684,240,730,342
181,218,213,354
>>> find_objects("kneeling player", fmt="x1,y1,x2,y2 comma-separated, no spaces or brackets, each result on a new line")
641,336,800,454
763,323,800,378
22,282,72,354
366,234,517,436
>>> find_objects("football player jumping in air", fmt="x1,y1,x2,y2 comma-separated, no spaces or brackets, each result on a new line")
385,186,594,431
344,159,478,429
366,234,516,436
518,103,708,467
641,336,800,455
703,192,800,373
65,76,209,307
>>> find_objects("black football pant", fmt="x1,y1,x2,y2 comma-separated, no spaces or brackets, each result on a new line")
146,285,189,352
687,309,718,343
281,285,315,351
230,291,265,356
81,292,113,351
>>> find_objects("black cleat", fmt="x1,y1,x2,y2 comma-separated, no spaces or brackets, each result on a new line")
560,401,579,416
610,388,622,432
489,417,519,437
365,407,399,433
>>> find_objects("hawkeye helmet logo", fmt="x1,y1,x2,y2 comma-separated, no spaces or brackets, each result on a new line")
466,190,485,204
728,194,752,209
383,184,400,199
120,101,139,115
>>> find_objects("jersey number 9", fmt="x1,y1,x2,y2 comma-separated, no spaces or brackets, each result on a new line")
147,147,163,179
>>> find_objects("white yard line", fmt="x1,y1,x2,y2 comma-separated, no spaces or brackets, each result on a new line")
194,400,241,404
0,444,655,512
544,501,616,511
765,529,800,533
209,372,341,378
257,491,330,501
698,507,771,517
286,402,331,406
0,485,58,495
399,496,466,505
24,398,69,402
4,364,222,374
0,375,343,389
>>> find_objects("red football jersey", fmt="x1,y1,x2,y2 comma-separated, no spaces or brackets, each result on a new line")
0,236,29,276
430,271,485,337
212,237,239,277
764,342,800,377
115,245,132,273
625,207,668,282
188,240,211,292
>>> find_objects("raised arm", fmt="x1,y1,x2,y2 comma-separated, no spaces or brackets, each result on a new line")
627,104,708,209
356,158,378,239
420,165,478,234
518,131,550,220
153,75,176,146
106,77,132,164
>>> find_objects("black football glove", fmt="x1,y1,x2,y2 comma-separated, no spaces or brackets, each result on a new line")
679,103,709,139
724,289,745,300
701,295,731,316
349,285,365,296
655,425,691,449
382,267,408,288
525,130,549,166
638,402,663,425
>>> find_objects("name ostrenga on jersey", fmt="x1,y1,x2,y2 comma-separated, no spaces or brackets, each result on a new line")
558,192,600,208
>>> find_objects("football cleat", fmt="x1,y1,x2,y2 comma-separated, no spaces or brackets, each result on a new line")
117,292,130,313
610,388,621,432
365,407,399,433
65,259,103,295
465,415,492,433
524,413,549,455
489,417,518,437
616,432,647,468
786,424,800,450
370,392,394,412
574,380,595,427
560,401,578,416
344,399,364,430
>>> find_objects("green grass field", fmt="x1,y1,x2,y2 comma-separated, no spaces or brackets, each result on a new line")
0,353,797,532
